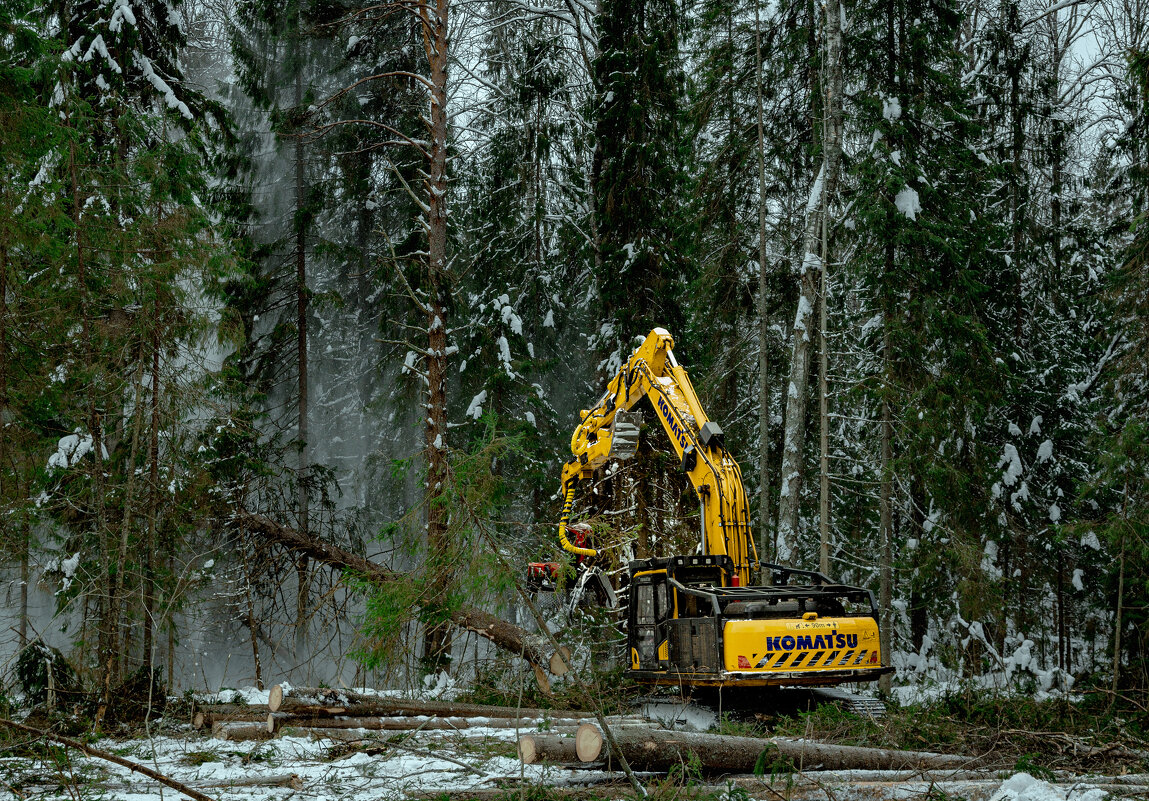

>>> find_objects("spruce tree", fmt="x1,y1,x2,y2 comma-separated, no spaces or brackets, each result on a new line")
843,0,1007,677
29,0,233,702
591,0,689,373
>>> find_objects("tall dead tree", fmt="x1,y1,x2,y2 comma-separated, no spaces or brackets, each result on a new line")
777,0,843,562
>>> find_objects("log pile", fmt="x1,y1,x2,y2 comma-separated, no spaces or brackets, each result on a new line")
197,683,991,780
198,683,643,742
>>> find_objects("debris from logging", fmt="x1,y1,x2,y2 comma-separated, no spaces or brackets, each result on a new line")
0,717,215,801
202,773,303,789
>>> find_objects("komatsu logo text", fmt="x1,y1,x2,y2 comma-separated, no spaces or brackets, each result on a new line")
765,633,858,651
656,396,690,450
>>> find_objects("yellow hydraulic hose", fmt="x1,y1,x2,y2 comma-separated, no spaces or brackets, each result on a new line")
557,482,597,557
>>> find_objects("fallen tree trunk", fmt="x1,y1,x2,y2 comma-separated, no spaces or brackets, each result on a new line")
534,727,983,773
233,512,560,675
267,684,619,721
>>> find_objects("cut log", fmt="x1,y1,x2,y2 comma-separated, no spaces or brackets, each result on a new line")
551,727,982,773
550,646,572,677
193,706,270,729
770,737,983,771
518,733,583,765
267,712,647,734
212,721,274,742
265,684,633,722
234,512,562,675
575,723,603,763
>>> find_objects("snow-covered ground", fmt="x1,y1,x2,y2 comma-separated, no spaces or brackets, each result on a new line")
0,685,1136,800
1,724,1129,801
1,723,1130,801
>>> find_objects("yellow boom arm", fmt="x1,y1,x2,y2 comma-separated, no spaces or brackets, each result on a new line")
557,328,758,584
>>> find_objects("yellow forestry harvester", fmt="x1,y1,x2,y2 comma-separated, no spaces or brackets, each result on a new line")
553,328,892,688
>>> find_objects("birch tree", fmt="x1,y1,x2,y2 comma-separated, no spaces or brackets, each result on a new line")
776,0,843,563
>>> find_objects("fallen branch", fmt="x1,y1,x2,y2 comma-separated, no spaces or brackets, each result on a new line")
233,512,560,677
0,717,215,801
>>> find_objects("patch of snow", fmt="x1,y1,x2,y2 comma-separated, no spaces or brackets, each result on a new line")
895,187,921,220
1036,439,1053,463
990,772,1106,801
48,430,106,469
466,390,487,420
135,52,192,119
882,95,902,120
998,443,1023,487
793,294,813,341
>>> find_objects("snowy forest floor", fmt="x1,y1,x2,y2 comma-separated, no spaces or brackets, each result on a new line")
1,686,1147,801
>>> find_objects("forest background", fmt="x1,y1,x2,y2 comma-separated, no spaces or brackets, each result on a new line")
0,0,1146,714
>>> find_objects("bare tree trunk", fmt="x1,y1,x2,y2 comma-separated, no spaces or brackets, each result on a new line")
1111,487,1127,696
778,0,843,562
817,0,841,574
19,517,29,647
818,242,830,576
294,66,311,663
564,727,982,772
144,317,160,667
419,0,453,673
110,360,146,684
878,335,893,694
754,0,773,564
0,242,16,646
242,536,264,691
70,130,114,709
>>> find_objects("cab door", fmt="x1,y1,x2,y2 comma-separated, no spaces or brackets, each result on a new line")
630,572,670,670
